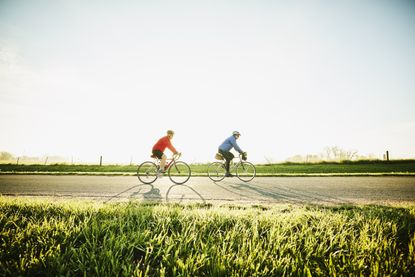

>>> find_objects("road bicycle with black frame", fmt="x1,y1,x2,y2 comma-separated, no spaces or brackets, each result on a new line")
137,153,191,185
207,152,256,182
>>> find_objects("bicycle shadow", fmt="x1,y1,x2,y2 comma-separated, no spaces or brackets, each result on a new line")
166,184,206,204
104,183,162,204
214,179,350,205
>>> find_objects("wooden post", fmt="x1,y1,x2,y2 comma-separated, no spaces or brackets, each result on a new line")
44,157,48,165
100,156,103,166
386,151,389,161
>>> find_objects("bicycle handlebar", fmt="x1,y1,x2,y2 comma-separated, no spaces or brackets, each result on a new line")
173,152,182,160
239,152,248,161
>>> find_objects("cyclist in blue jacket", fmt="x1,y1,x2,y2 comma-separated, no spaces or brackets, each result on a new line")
218,131,247,177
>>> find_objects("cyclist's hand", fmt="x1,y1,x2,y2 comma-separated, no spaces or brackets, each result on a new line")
242,152,247,161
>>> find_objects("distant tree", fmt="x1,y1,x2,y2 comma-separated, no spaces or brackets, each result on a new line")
286,155,306,163
345,150,358,160
355,153,377,160
306,154,321,163
287,146,360,163
264,156,276,164
0,151,14,160
323,146,358,161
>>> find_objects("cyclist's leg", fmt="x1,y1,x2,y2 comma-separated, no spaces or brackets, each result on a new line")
152,150,165,171
219,150,234,173
160,154,167,171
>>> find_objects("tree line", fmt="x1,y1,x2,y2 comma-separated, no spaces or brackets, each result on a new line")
285,146,378,163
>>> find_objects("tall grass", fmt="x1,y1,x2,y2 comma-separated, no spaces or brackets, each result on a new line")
1,197,414,276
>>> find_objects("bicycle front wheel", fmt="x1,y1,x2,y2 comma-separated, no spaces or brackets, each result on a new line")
236,162,256,182
168,161,191,184
137,161,158,184
207,162,226,182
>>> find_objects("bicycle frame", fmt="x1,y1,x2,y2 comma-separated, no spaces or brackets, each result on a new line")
223,154,245,168
152,153,182,171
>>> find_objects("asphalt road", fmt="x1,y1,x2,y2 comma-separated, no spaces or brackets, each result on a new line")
0,175,414,205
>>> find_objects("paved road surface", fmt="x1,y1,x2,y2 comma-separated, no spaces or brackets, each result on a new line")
0,175,414,205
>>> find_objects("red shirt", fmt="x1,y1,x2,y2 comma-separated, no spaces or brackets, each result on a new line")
152,136,177,153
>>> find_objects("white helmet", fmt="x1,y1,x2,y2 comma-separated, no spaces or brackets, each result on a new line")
232,131,241,136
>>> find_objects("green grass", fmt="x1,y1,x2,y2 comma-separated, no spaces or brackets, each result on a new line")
1,160,415,176
1,197,414,276
255,160,415,175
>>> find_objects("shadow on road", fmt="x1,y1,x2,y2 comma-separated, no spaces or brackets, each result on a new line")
214,179,351,205
104,182,205,204
166,184,206,204
104,183,162,203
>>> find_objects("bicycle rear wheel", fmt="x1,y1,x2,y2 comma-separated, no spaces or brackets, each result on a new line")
236,162,256,182
207,162,226,182
168,161,191,184
137,161,158,184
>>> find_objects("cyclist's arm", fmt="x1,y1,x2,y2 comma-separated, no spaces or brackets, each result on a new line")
230,137,243,154
166,139,178,154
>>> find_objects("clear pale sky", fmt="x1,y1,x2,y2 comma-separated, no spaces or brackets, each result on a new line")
1,0,414,164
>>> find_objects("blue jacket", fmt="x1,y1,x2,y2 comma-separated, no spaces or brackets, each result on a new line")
219,135,243,153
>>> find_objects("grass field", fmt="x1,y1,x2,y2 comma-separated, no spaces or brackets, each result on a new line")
1,159,415,176
1,197,414,276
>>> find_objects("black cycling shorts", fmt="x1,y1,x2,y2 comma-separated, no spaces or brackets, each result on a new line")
152,150,164,159
218,149,234,161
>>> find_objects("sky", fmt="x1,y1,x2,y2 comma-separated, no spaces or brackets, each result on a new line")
0,0,414,164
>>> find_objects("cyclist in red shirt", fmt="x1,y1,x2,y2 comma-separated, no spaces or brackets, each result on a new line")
152,130,179,175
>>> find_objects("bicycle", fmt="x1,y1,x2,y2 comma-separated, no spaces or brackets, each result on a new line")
137,153,191,185
207,153,256,182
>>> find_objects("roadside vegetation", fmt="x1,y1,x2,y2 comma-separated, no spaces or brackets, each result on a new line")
1,159,415,176
1,197,414,276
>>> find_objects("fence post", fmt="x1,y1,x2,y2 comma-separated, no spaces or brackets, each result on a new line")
100,156,103,166
386,151,389,161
